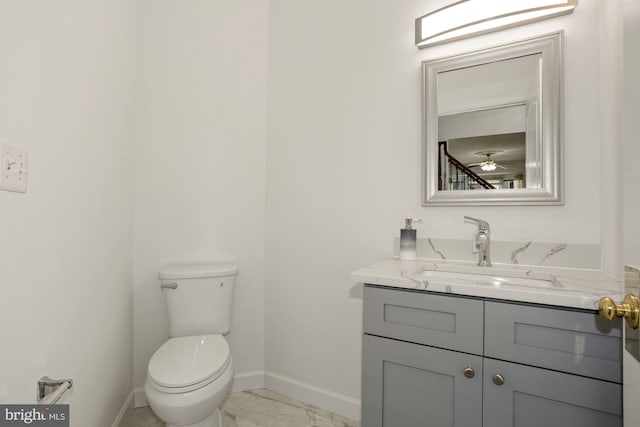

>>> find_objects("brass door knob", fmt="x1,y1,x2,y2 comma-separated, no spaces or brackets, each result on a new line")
492,373,505,386
599,294,640,329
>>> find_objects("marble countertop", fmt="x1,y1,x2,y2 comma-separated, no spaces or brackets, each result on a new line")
351,258,623,310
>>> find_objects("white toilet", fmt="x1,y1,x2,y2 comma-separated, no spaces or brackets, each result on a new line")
145,263,238,427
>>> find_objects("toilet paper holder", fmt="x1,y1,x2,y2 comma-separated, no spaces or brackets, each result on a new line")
38,376,73,404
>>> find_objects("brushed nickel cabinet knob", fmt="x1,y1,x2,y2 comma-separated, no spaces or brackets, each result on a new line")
463,367,475,378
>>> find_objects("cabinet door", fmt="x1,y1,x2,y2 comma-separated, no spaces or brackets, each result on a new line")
485,301,622,382
362,334,482,427
364,286,484,355
483,358,622,427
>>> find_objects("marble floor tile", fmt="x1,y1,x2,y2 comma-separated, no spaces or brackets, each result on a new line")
120,406,163,427
120,389,360,427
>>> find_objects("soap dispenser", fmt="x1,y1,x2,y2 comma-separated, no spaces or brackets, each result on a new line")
400,218,422,261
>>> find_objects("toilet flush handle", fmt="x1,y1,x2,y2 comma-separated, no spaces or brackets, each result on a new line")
160,282,178,290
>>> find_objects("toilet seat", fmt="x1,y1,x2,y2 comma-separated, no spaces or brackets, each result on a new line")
148,334,231,394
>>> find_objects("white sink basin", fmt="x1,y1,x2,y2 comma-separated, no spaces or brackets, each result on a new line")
412,263,564,289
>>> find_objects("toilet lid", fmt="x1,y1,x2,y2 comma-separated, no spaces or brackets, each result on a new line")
148,335,231,388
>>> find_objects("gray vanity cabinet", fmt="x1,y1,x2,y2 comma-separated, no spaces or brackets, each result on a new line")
362,285,622,427
484,300,622,383
483,358,622,427
362,334,482,427
362,286,484,354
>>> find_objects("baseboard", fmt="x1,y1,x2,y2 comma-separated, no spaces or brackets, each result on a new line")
232,370,265,392
133,386,147,408
111,389,134,427
264,371,361,422
132,370,266,408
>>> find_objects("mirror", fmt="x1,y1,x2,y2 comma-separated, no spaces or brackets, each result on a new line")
422,32,563,206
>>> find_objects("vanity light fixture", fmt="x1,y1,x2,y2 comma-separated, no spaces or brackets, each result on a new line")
415,0,576,48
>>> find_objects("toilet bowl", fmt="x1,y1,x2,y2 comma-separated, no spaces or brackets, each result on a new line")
145,335,234,427
145,262,238,427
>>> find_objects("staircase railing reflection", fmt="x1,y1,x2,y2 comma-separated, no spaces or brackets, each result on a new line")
438,141,495,190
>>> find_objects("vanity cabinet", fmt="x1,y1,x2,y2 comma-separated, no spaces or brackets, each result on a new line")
483,358,622,427
362,285,623,427
363,334,482,427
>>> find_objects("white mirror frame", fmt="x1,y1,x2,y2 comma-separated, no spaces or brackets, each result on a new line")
422,31,564,206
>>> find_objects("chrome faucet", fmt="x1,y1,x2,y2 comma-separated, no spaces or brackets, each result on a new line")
464,216,492,267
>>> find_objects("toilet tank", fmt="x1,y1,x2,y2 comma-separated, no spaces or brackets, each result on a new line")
158,263,238,338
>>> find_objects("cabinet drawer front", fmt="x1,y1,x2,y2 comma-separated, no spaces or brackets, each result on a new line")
364,286,483,354
362,334,483,427
483,358,621,427
485,301,622,382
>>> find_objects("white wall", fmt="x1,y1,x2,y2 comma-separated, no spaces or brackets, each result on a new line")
623,0,640,267
598,0,623,276
266,0,612,418
438,105,526,140
133,0,268,394
0,1,138,426
622,1,640,422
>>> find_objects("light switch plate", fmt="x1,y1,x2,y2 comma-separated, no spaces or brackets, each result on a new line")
0,140,28,193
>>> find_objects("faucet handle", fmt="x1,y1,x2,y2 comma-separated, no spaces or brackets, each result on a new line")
464,216,490,231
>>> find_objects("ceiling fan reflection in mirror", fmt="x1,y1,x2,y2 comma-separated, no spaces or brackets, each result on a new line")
468,151,508,172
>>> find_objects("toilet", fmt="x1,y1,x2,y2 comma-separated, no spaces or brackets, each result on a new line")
145,263,238,427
